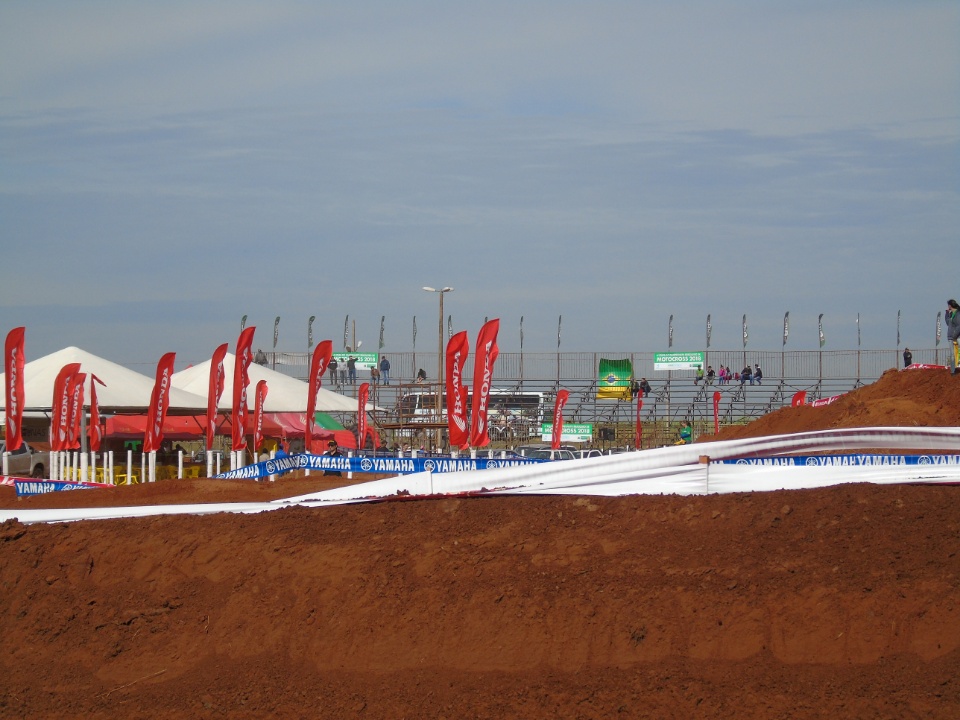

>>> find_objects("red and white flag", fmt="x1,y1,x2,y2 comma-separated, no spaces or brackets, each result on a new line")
88,374,106,452
791,391,807,407
445,330,470,449
357,382,370,449
551,389,570,450
51,363,81,452
206,343,229,452
232,327,256,452
144,352,176,454
469,319,500,447
306,340,333,452
252,380,268,455
66,372,86,449
4,327,25,451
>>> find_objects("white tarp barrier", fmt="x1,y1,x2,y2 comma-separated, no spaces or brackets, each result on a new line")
3,427,959,525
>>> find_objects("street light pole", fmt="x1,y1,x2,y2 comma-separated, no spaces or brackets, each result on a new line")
422,286,454,451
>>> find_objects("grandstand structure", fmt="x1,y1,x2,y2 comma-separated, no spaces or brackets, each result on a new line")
264,346,951,449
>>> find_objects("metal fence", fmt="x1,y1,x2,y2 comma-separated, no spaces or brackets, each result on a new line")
264,347,950,449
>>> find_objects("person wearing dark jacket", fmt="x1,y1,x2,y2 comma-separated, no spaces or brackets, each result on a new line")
903,348,913,368
753,365,763,385
947,299,960,375
740,365,753,386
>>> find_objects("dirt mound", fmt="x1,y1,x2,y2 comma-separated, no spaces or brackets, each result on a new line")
709,367,960,441
1,368,959,719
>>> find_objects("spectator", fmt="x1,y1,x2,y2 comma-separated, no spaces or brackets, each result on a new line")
338,358,347,385
706,365,716,385
694,365,704,385
328,356,339,385
902,348,912,368
379,356,391,385
371,366,380,384
416,368,427,383
347,356,357,385
718,366,728,385
639,378,652,397
754,365,763,385
322,439,343,477
740,365,753,385
947,299,960,375
677,421,692,445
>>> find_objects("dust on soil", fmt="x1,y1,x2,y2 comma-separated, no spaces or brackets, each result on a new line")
1,368,959,719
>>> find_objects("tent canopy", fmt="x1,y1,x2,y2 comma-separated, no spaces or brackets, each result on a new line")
0,346,208,413
171,353,371,413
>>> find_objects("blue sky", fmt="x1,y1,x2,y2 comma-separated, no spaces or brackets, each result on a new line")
2,1,957,372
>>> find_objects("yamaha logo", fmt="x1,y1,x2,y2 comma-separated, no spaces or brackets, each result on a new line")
918,456,932,464
360,458,373,471
735,459,749,465
266,461,276,473
485,460,499,469
423,460,436,472
805,457,819,466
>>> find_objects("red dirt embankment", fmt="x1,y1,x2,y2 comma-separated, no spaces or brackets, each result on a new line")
1,368,958,719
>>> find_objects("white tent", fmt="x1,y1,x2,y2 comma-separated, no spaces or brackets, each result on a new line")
0,346,208,413
171,354,369,413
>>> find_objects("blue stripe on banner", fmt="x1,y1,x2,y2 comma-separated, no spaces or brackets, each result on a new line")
720,455,960,467
214,453,542,481
15,481,99,496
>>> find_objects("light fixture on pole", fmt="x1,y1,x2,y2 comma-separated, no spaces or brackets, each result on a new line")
422,286,454,449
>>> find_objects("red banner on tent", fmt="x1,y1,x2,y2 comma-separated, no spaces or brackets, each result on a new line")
551,389,570,450
144,352,176,454
712,391,721,434
51,363,81,452
469,319,500,447
232,327,256,452
357,382,370,449
635,398,643,449
445,330,470,449
88,375,106,452
791,390,807,407
207,343,229,452
66,372,86,450
4,327,25,451
252,380,268,454
306,340,333,452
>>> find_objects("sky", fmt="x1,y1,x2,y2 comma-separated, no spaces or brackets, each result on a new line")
1,1,958,374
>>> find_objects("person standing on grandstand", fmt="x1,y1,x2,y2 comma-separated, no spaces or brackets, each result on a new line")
903,348,912,368
947,299,960,375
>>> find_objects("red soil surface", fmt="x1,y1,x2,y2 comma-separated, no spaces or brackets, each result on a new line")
1,368,959,718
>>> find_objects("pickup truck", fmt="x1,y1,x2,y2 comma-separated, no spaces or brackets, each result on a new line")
0,440,47,478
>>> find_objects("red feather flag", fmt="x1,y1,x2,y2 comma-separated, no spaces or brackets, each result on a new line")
551,389,570,450
232,327,256,452
88,374,106,452
306,340,333,452
66,372,86,450
252,380,268,455
445,330,470,449
206,343,229,452
143,353,176,454
51,363,81,452
4,327,25,451
712,391,722,434
357,382,370,449
635,398,643,449
469,319,500,447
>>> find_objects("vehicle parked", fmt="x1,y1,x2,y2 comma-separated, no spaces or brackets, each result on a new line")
514,444,577,461
0,441,46,478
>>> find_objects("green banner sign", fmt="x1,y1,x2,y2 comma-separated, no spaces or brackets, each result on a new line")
653,352,705,371
540,423,593,442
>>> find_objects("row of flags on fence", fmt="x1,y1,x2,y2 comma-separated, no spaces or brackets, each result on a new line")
4,318,519,464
